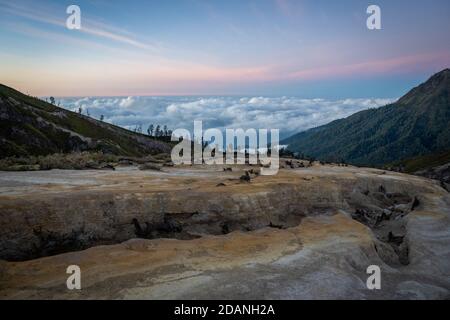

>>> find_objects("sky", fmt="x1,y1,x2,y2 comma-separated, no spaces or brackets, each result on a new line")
0,0,449,98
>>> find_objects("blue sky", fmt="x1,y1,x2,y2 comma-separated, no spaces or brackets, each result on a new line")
0,0,449,97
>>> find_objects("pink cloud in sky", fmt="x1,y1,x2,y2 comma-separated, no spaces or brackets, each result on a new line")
4,50,448,96
285,51,450,81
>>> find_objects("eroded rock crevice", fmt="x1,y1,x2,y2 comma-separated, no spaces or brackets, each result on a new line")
132,214,201,240
0,174,428,263
131,209,305,240
349,185,418,266
23,225,121,261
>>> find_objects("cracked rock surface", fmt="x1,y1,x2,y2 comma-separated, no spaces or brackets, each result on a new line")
0,164,449,299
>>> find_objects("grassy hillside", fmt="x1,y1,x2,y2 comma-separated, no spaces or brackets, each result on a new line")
282,69,450,167
0,84,171,158
390,149,450,173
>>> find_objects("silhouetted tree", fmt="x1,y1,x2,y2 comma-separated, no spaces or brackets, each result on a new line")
78,107,82,114
100,115,104,121
163,125,168,136
49,97,55,105
155,125,161,137
147,124,154,136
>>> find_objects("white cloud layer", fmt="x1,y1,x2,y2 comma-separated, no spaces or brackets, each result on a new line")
58,96,396,138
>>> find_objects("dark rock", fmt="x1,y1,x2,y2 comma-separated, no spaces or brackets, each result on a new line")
411,196,420,211
240,175,251,182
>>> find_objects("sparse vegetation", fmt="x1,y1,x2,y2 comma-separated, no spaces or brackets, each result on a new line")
0,83,172,158
389,149,450,173
0,152,117,171
138,162,162,171
0,151,175,171
146,123,173,141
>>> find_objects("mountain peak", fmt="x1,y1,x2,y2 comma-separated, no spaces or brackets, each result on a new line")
425,68,450,85
397,68,450,105
283,69,450,166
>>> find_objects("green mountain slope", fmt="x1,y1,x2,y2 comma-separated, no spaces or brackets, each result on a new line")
391,149,450,174
0,84,171,158
282,69,450,166
388,149,450,191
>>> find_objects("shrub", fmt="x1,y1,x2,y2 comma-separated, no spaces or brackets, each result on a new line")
138,162,162,171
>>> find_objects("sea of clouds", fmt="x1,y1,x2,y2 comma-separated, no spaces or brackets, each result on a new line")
57,96,396,139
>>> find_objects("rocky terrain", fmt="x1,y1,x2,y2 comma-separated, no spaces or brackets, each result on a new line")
0,163,449,299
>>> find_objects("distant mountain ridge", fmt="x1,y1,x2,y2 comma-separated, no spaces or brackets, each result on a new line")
282,69,450,166
0,84,171,158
